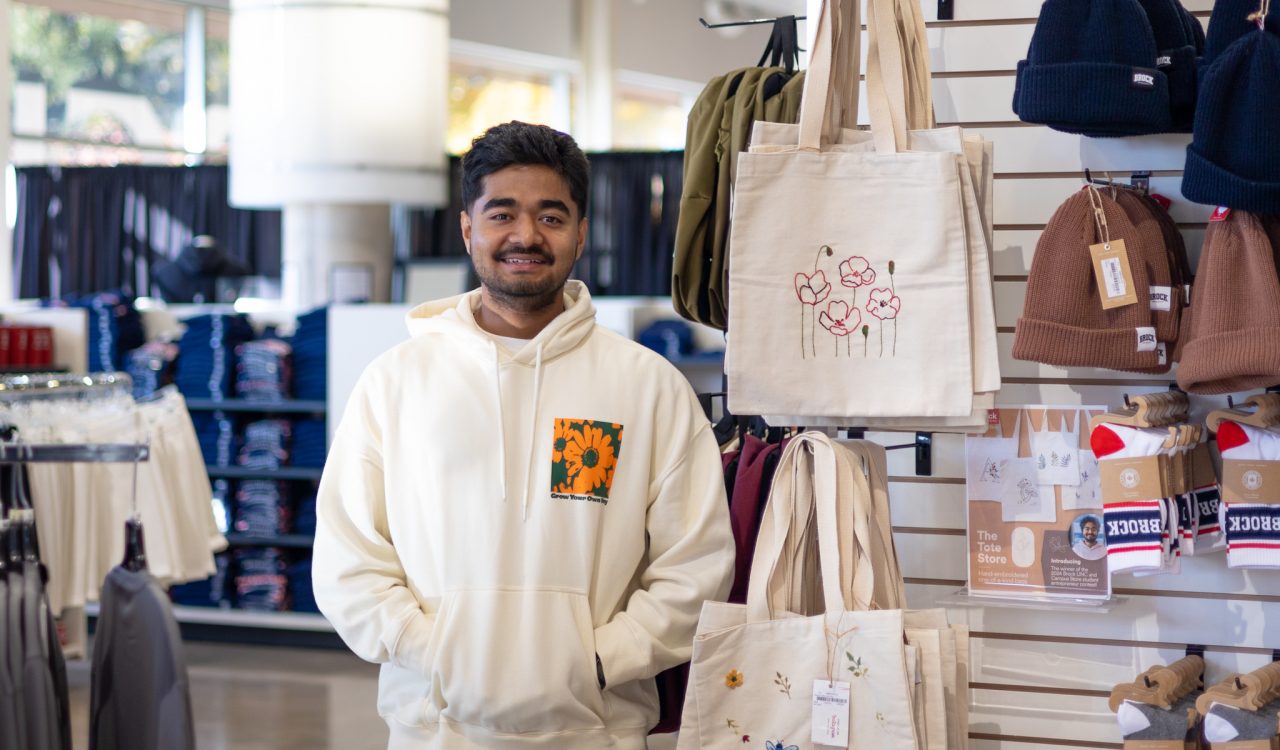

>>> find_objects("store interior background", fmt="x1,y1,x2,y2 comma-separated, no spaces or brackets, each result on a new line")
4,0,1273,748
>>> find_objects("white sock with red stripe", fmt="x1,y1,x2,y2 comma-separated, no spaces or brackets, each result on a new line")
1216,420,1280,569
1092,422,1169,575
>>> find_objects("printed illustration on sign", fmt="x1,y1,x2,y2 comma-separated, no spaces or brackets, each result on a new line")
796,245,902,359
967,406,1111,600
551,419,624,502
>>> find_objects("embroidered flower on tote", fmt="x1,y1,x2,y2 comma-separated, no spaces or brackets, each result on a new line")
846,652,869,678
766,741,799,750
724,669,745,689
839,256,876,288
773,672,792,698
819,301,860,359
866,288,901,321
794,271,832,306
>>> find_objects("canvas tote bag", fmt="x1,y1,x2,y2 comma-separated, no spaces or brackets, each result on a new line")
725,0,972,419
675,433,920,749
841,439,971,749
749,0,999,431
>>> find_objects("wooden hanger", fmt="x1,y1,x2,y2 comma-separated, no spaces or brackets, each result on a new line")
1110,655,1204,712
1207,393,1280,433
1090,391,1190,433
1195,661,1280,714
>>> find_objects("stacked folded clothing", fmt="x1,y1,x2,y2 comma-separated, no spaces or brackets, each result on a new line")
175,313,255,399
292,419,327,468
233,480,292,536
287,556,318,613
126,341,179,399
64,291,146,371
235,339,292,401
190,411,235,467
291,307,327,400
169,552,232,608
233,547,290,611
239,419,291,469
293,493,317,536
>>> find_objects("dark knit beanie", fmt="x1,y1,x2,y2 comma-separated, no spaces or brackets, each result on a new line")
1015,0,1173,136
1014,189,1167,371
1138,0,1200,130
1179,1,1205,55
1176,209,1280,393
1182,21,1280,212
1202,0,1280,67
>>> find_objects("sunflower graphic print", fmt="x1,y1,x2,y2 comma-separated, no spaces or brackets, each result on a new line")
551,419,624,502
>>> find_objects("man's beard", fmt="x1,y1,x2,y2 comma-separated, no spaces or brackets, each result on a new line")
474,246,572,313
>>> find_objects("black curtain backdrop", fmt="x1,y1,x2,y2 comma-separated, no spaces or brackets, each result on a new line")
13,152,683,300
13,165,281,300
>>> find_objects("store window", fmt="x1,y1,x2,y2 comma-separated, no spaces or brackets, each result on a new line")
613,88,689,151
11,3,186,153
447,62,568,155
206,10,230,156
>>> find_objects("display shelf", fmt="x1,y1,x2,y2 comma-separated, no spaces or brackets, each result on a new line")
937,587,1126,614
185,398,328,414
171,605,334,632
0,365,69,375
86,602,333,632
206,465,324,481
224,532,315,549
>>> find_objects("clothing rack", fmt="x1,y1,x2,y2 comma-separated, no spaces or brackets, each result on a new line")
0,371,149,463
0,371,133,401
698,14,806,29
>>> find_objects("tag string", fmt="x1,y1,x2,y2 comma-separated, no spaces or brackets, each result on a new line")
1086,185,1112,247
823,613,859,687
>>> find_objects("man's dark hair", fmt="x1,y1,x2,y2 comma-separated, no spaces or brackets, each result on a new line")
461,121,590,217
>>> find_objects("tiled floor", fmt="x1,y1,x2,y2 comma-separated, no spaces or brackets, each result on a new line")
68,641,389,750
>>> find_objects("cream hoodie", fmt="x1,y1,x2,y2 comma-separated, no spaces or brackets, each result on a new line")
313,282,735,749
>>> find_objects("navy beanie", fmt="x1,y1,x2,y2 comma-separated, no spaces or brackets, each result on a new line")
1182,23,1280,212
1138,0,1200,130
1015,0,1173,136
1203,0,1280,66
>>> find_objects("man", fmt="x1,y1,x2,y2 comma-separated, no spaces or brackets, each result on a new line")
313,121,735,749
1073,517,1106,561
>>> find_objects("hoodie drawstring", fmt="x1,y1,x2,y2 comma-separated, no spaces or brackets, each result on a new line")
522,343,545,521
492,344,509,504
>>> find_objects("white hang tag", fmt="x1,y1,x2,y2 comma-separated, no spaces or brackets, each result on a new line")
1149,286,1172,312
1136,327,1158,353
1157,342,1168,366
811,680,852,747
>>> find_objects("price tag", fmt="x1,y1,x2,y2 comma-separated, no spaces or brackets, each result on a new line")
1089,239,1139,309
811,680,851,747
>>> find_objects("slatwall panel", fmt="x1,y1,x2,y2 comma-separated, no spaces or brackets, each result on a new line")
840,1,1269,747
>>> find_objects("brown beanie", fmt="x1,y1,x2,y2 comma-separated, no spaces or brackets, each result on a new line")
1176,209,1280,393
1014,188,1167,371
1114,190,1183,347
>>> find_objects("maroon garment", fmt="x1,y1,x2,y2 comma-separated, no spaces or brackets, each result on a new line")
728,436,783,604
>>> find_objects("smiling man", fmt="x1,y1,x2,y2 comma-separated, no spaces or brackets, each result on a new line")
313,121,735,749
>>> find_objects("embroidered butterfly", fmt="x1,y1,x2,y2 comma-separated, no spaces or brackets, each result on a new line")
766,742,799,750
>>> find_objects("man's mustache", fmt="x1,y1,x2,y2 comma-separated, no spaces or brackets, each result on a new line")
496,247,553,262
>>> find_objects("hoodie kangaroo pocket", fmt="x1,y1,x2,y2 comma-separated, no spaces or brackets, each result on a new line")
428,589,607,733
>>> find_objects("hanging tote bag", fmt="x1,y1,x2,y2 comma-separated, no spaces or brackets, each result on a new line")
842,439,970,749
725,0,975,419
675,433,920,750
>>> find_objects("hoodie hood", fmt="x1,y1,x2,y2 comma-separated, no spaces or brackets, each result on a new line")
405,280,596,366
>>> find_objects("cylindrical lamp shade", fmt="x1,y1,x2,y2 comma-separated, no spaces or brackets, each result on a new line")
229,0,449,207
